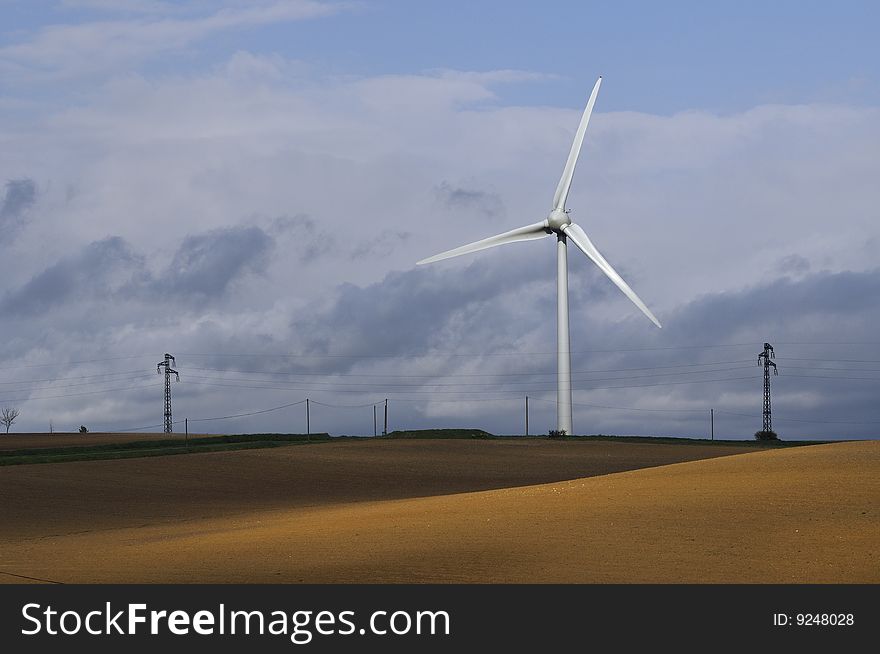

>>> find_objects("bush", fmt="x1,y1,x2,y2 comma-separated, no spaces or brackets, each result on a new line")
548,429,567,438
754,430,778,441
79,425,89,434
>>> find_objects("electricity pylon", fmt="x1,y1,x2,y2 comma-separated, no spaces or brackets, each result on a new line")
157,353,179,433
757,343,778,433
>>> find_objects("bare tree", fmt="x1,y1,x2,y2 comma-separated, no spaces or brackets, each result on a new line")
1,407,20,434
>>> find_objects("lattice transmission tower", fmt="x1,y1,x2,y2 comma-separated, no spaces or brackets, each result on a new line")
157,353,180,433
757,342,778,433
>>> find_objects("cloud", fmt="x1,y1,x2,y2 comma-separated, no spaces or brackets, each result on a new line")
435,182,504,221
60,0,187,14
776,254,811,277
0,178,37,243
0,225,274,317
0,1,344,79
671,267,880,339
351,230,411,259
349,69,553,114
0,236,142,316
153,225,273,301
269,215,333,262
290,245,623,381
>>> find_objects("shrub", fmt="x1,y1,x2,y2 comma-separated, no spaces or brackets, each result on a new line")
754,430,778,441
548,429,567,438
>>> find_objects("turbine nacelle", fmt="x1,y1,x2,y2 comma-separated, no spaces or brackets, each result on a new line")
547,208,571,233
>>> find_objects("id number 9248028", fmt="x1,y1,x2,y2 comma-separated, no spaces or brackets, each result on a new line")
773,613,854,627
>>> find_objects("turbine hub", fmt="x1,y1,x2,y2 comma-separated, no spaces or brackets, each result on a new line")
547,208,571,232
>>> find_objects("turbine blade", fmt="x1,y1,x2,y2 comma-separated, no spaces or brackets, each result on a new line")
417,221,550,265
552,76,602,211
563,223,662,328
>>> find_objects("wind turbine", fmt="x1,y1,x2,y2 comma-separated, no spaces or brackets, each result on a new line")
417,77,661,435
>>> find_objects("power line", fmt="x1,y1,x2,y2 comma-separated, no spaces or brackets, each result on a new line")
778,357,880,364
188,399,308,423
780,365,880,372
0,355,156,370
178,365,756,389
771,341,880,346
181,359,756,379
177,374,759,395
100,399,312,432
0,369,147,386
3,340,879,371
103,421,177,433
181,379,533,396
105,394,880,433
3,341,879,372
174,343,764,359
0,373,149,393
778,373,880,382
714,409,880,425
309,399,383,408
0,381,162,405
530,397,707,413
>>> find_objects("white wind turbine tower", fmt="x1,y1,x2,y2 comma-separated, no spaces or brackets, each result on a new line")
417,77,661,435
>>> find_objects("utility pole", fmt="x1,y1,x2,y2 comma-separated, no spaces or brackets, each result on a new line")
710,409,714,441
373,404,377,437
156,353,179,433
384,398,388,436
525,396,529,437
306,399,310,439
757,343,778,434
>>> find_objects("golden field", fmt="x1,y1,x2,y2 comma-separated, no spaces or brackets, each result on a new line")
0,438,875,583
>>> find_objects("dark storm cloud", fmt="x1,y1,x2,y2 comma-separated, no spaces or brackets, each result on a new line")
565,265,880,363
435,181,504,220
147,243,641,390
296,259,535,357
0,236,142,316
0,225,274,318
551,266,880,409
291,246,621,373
0,178,37,241
152,225,273,300
670,267,880,340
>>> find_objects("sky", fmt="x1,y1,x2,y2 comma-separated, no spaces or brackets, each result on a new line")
1,0,879,439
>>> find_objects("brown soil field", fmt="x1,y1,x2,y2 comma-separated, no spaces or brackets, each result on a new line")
0,438,758,539
1,432,183,451
0,439,875,583
0,432,240,451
